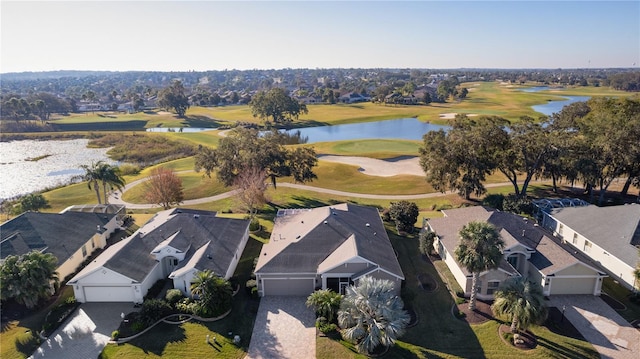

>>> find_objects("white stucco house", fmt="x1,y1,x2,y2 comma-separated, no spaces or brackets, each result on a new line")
1,208,120,282
425,206,606,300
68,208,250,303
541,204,640,291
255,203,404,296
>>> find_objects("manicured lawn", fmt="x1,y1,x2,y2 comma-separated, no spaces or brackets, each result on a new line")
1,287,75,359
122,172,228,203
316,227,599,359
601,277,640,324
99,236,264,359
312,139,421,158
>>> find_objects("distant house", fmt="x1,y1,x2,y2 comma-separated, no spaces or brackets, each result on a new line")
338,92,371,104
67,208,250,303
541,204,640,290
255,203,404,296
1,209,121,282
425,206,606,299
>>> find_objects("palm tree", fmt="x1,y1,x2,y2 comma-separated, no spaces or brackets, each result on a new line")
491,276,548,333
97,163,125,204
79,161,105,204
306,289,342,322
337,276,409,355
190,270,232,317
0,251,59,309
455,221,504,310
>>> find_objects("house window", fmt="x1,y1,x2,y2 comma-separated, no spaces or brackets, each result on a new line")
558,224,564,235
572,233,578,244
91,238,96,249
584,240,592,253
487,281,500,295
507,255,518,269
476,280,482,292
172,259,178,266
81,245,87,257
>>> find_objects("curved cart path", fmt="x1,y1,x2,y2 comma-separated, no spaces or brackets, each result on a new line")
108,171,519,209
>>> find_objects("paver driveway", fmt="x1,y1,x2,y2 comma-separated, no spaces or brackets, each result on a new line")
548,295,640,359
29,302,136,359
246,296,316,359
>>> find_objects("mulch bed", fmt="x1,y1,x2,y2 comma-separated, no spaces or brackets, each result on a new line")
417,273,438,292
601,293,626,311
456,299,495,324
498,324,537,350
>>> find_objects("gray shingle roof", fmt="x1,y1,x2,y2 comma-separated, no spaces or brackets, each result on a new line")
103,209,249,282
256,204,403,279
427,206,586,276
1,211,115,266
550,204,640,267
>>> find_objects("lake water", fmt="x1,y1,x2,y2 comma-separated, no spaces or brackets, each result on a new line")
0,139,113,200
520,86,590,116
282,118,449,143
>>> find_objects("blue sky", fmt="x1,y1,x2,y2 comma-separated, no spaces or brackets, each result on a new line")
1,1,638,72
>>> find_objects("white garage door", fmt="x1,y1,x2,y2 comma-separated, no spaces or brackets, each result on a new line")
262,278,315,296
550,278,596,295
83,286,134,302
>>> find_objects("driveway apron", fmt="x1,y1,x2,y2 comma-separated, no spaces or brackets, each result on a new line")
548,295,640,359
29,302,136,359
246,296,316,359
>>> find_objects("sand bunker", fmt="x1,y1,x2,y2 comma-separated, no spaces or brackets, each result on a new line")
319,155,423,177
439,113,478,119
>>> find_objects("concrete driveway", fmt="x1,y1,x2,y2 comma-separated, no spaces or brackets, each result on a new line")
246,296,316,359
29,302,136,359
548,295,640,359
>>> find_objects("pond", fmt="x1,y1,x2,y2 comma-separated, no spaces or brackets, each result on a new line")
532,96,590,116
281,118,449,143
520,86,590,116
0,139,114,200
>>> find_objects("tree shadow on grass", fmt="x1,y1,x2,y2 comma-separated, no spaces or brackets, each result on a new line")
536,336,598,359
291,119,330,128
182,115,226,128
127,323,187,356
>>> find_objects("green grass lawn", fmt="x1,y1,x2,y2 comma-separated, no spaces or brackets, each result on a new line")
99,236,264,359
312,139,421,158
122,172,228,203
317,228,599,359
601,277,640,324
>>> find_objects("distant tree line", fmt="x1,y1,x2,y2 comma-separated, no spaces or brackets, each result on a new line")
419,97,640,205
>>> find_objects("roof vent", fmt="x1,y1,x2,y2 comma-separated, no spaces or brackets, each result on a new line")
522,230,526,237
207,254,212,259
324,220,328,224
373,232,377,236
366,223,370,227
96,225,101,232
194,214,200,219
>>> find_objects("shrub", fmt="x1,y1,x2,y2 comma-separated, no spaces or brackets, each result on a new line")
118,163,141,176
175,298,198,314
455,310,466,319
131,321,146,333
165,289,184,305
418,231,436,256
249,217,261,231
389,201,419,234
246,279,257,294
503,195,533,216
315,317,338,334
455,290,465,298
482,194,505,211
381,209,391,222
139,299,174,325
111,330,119,340
455,297,466,305
251,287,259,299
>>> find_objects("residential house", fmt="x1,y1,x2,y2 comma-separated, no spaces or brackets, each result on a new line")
338,92,371,104
425,206,606,299
255,203,404,296
541,204,640,290
1,210,120,282
68,208,250,303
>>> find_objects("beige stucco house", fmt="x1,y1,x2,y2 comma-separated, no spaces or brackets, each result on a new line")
1,208,121,282
425,206,606,300
68,208,250,303
255,203,404,296
542,204,640,291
